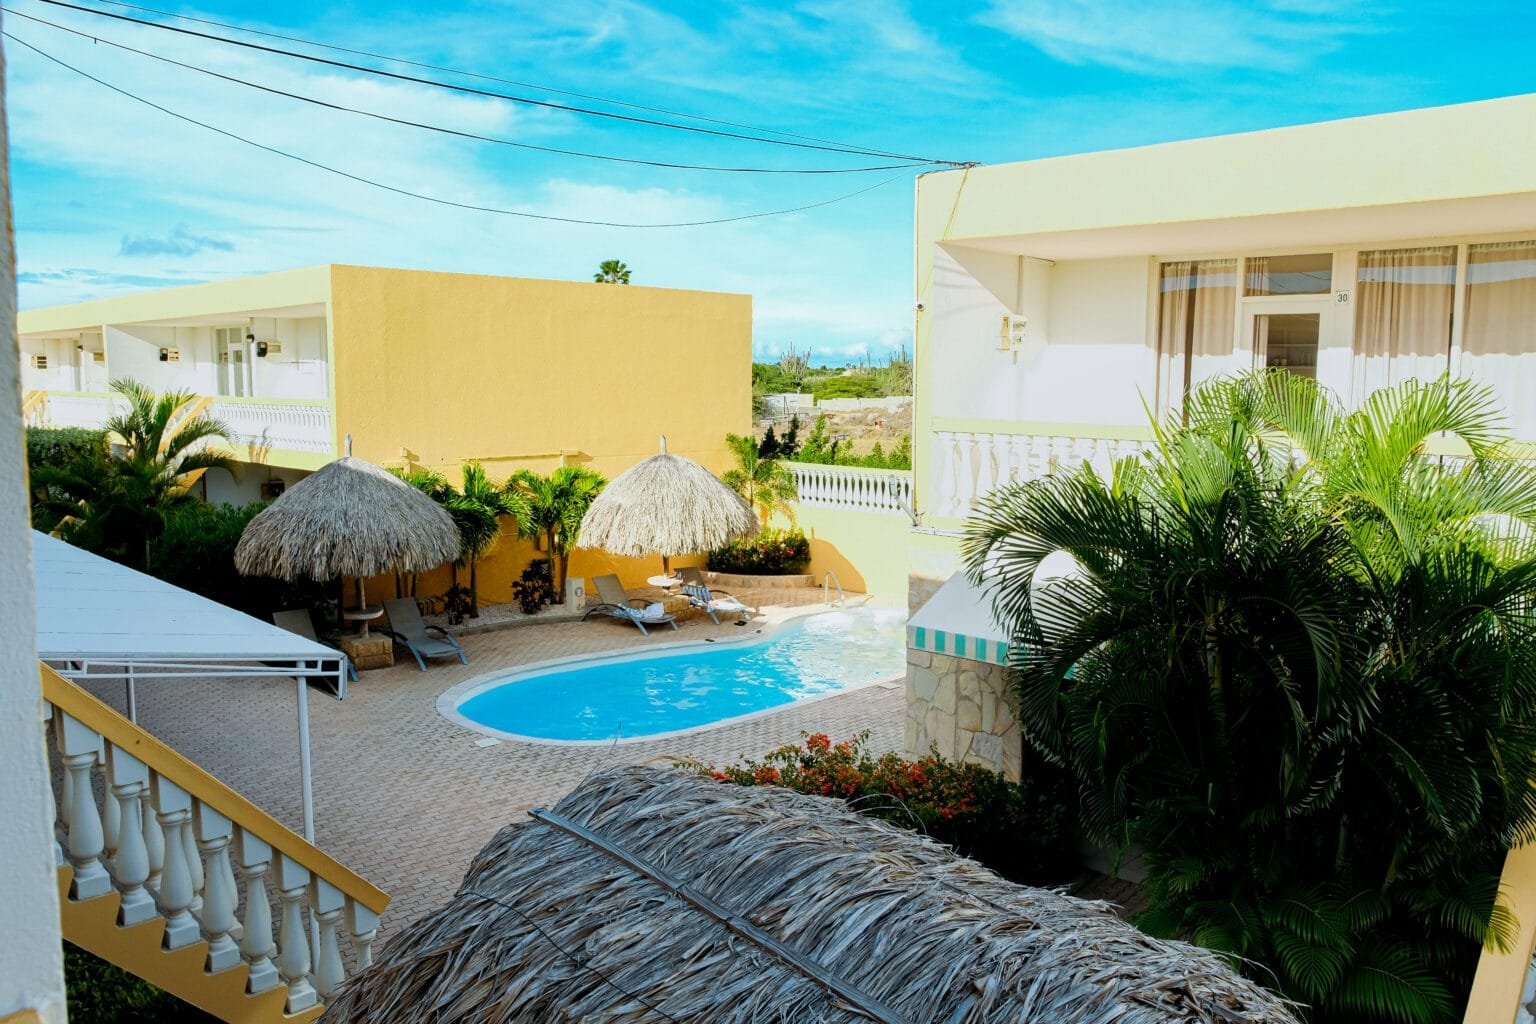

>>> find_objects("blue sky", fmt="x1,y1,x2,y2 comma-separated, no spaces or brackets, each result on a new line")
8,1,1536,359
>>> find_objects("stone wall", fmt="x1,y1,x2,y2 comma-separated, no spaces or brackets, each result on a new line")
905,648,1023,781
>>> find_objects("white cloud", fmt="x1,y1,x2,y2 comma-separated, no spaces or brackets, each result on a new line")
979,0,1372,74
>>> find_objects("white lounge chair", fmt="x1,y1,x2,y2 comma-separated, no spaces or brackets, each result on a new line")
272,608,355,697
680,581,754,625
381,598,468,671
582,574,678,636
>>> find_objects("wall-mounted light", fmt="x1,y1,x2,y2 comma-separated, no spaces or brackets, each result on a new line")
256,341,269,358
158,347,169,362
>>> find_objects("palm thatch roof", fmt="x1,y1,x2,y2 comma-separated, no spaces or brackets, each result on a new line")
325,767,1298,1024
234,456,459,580
579,438,756,560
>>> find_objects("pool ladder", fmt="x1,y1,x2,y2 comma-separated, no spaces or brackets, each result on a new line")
822,571,845,608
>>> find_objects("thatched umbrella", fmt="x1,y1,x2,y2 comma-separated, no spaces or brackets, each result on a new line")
579,436,756,577
235,446,460,620
325,766,1300,1024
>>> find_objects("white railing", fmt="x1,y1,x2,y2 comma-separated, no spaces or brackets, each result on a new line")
43,666,386,1016
789,463,913,516
42,391,127,430
209,398,334,456
930,429,1156,520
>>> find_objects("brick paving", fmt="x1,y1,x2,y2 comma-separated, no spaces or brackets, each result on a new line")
78,589,904,939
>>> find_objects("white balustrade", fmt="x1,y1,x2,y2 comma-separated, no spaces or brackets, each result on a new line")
42,666,388,1013
929,429,1156,521
787,463,913,516
210,399,333,455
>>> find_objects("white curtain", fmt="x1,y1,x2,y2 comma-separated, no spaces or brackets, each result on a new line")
1352,246,1456,400
1462,240,1536,438
1156,259,1237,412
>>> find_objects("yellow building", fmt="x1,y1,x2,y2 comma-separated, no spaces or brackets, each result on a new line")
20,264,752,596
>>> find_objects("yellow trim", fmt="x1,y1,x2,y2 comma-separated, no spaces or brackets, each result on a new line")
1463,844,1536,1023
0,1010,48,1024
21,390,46,419
58,867,323,1024
40,665,388,914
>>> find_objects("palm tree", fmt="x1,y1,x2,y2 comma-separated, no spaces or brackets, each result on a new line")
962,371,1536,1024
32,378,235,569
721,433,796,526
593,259,631,284
446,463,514,617
388,465,449,598
503,466,607,594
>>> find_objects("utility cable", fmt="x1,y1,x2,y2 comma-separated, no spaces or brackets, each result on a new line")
6,31,908,228
44,0,865,152
4,7,931,175
460,890,683,1024
28,0,971,166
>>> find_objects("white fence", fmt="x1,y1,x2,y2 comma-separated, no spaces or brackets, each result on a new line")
211,398,333,455
790,463,913,517
929,430,1156,520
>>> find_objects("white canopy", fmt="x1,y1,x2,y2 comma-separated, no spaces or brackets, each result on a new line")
907,572,1012,666
33,530,339,839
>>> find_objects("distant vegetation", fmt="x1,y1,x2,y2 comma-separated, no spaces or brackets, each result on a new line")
751,344,912,408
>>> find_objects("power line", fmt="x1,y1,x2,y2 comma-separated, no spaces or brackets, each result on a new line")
4,7,931,175
27,0,970,166
5,31,908,228
46,0,861,152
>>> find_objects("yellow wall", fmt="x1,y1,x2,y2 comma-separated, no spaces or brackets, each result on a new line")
328,265,750,481
780,505,911,606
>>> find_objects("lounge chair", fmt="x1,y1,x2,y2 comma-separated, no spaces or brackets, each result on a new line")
272,608,355,698
582,574,678,636
677,570,755,625
381,598,468,671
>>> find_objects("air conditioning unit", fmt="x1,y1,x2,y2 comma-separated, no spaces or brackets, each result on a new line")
259,479,286,501
29,354,47,370
91,351,106,363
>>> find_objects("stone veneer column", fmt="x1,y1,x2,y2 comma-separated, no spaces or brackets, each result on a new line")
905,648,1023,781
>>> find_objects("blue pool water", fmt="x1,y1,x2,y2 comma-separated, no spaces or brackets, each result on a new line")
454,607,906,742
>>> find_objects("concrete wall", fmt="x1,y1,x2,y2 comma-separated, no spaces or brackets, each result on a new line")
784,504,911,606
0,43,68,1020
201,462,311,506
329,265,751,482
905,648,1022,781
247,315,328,399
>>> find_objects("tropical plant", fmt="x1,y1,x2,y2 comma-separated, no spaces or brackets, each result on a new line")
593,259,631,284
962,371,1536,1024
721,432,797,525
446,463,515,617
511,559,556,614
706,527,810,575
387,465,450,598
149,501,329,617
504,466,607,593
31,379,235,569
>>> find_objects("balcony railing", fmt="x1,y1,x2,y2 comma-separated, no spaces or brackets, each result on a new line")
929,426,1155,521
789,462,913,516
26,391,334,459
44,665,387,1018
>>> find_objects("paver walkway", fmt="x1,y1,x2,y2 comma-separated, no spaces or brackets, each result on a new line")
80,595,905,937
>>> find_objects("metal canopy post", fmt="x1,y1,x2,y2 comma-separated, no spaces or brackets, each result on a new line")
296,673,316,842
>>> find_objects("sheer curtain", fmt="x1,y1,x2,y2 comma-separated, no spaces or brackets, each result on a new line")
1462,240,1536,438
1156,259,1237,412
1352,246,1456,399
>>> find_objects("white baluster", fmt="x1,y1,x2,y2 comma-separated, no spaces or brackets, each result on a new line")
143,779,164,892
54,713,72,840
100,742,120,871
275,854,318,1012
194,803,241,972
310,878,346,999
58,713,112,900
104,745,156,925
235,830,281,994
973,432,997,504
42,707,64,866
182,808,205,917
346,900,379,972
150,776,201,948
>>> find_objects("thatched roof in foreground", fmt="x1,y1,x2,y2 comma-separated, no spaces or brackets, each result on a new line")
235,456,459,580
579,439,756,559
325,767,1298,1024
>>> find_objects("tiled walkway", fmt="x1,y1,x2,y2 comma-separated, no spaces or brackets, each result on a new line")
80,595,904,936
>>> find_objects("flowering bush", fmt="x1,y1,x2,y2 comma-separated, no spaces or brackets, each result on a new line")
706,527,811,575
688,731,1075,884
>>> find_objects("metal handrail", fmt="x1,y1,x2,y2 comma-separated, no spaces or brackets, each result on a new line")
823,571,845,607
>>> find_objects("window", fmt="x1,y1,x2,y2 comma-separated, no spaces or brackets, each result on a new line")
1352,246,1455,397
1245,253,1332,296
1462,240,1536,436
1253,313,1320,378
1156,259,1237,410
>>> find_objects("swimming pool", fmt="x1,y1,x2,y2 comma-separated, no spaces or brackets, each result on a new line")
442,607,906,743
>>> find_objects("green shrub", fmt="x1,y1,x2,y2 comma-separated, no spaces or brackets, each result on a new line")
690,732,1076,884
149,501,331,617
27,426,108,473
65,943,215,1024
706,527,811,575
809,374,882,400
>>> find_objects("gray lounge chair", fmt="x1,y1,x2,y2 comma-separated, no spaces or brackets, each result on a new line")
582,574,678,636
272,608,355,698
381,598,468,671
677,569,755,625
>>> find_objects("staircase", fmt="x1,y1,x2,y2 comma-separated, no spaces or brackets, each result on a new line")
21,389,46,427
41,664,389,1023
